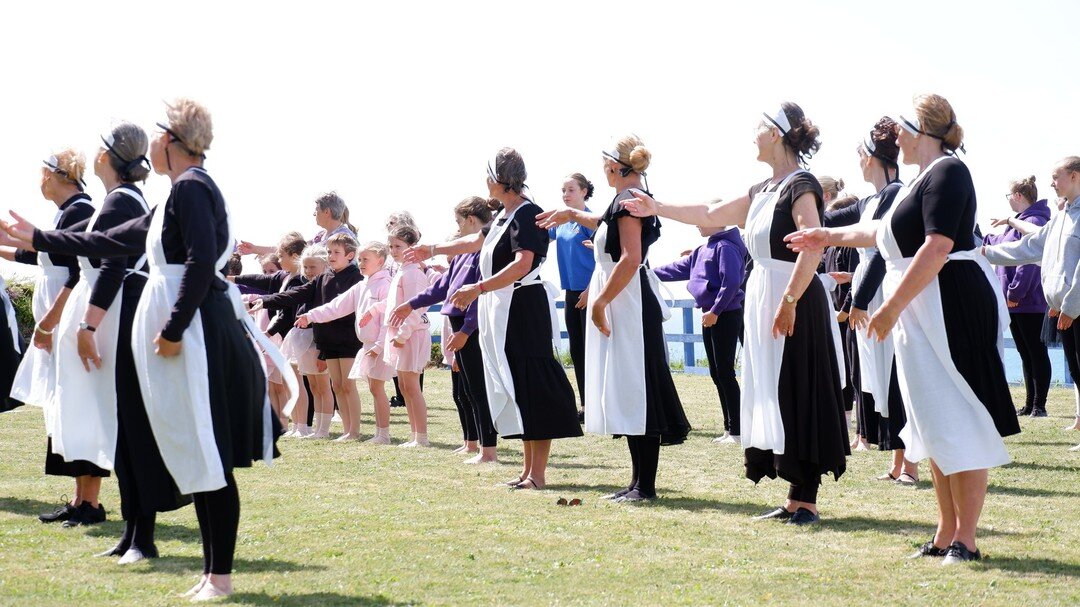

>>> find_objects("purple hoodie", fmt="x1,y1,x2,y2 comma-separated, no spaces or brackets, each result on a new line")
983,199,1051,314
653,227,746,314
409,251,481,335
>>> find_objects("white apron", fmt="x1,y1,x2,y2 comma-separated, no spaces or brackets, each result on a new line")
132,170,297,494
477,203,560,438
740,170,845,454
11,200,94,427
52,187,149,468
584,218,670,436
851,187,896,416
877,156,1011,475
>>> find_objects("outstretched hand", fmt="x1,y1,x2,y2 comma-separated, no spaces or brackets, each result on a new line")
536,208,574,230
404,245,432,264
620,191,659,218
2,210,38,246
784,228,830,253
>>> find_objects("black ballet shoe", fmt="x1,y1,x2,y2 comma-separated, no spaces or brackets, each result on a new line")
785,508,820,526
38,497,76,523
132,543,159,559
1015,405,1033,416
752,506,794,521
1030,408,1048,418
942,541,982,565
614,489,655,503
601,487,634,500
908,541,949,559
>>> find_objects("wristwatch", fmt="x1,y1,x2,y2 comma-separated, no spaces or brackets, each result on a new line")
78,322,97,333
783,294,797,305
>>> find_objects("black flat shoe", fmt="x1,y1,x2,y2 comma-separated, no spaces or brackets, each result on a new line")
1015,405,1033,416
1030,408,1048,418
752,506,794,521
601,487,633,500
63,502,106,528
786,508,819,526
614,489,655,503
38,500,76,523
942,541,982,564
908,541,949,559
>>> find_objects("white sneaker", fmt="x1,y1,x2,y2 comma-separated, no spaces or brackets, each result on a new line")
118,547,147,565
724,434,741,445
365,434,391,445
712,431,730,443
1069,443,1080,452
399,440,418,448
303,430,329,440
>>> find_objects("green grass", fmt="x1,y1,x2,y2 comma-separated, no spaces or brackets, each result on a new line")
1,373,1078,606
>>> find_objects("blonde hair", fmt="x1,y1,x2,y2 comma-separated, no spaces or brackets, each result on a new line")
48,147,87,188
610,134,651,173
818,176,845,200
1059,156,1080,174
325,232,358,255
360,240,389,260
912,93,963,153
300,244,328,265
164,97,214,156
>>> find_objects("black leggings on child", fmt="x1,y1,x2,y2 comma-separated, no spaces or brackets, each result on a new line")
1011,312,1051,412
703,309,742,434
193,473,240,575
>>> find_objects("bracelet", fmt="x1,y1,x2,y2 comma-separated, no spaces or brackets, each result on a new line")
478,281,486,293
429,244,436,258
34,324,54,336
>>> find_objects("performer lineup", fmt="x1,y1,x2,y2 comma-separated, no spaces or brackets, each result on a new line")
2,94,1078,601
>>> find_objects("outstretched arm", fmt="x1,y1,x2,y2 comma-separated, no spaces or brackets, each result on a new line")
622,192,751,229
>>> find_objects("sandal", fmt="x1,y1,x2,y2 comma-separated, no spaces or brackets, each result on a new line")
503,477,526,487
875,472,898,481
896,472,919,486
513,478,543,490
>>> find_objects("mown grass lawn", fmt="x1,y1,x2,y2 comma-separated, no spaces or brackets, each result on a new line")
1,372,1078,606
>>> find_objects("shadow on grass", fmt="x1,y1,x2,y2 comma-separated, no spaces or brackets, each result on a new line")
1009,440,1074,447
978,555,1080,578
1003,460,1080,473
131,556,325,575
0,496,67,518
82,520,201,543
986,484,1080,499
229,591,413,606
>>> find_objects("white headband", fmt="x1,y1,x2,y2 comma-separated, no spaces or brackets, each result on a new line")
895,114,922,136
486,154,500,183
763,107,791,135
43,155,60,172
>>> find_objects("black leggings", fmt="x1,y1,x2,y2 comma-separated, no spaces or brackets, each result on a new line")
626,436,661,496
450,315,498,447
564,290,587,409
1011,312,1051,410
702,309,742,434
451,369,479,442
193,473,240,575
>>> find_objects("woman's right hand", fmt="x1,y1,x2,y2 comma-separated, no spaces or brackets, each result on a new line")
2,210,38,245
404,245,432,264
294,314,311,329
536,208,574,229
237,241,256,255
621,191,659,218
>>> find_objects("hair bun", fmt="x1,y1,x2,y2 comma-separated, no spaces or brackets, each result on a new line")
628,145,651,173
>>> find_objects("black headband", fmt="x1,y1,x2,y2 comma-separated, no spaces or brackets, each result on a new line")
156,122,206,159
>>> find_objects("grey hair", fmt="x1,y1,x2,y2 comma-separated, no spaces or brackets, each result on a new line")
105,122,150,183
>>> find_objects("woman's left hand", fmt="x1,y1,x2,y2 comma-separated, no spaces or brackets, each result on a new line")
784,228,830,253
535,208,574,229
590,298,611,337
829,271,852,285
450,283,481,308
77,328,102,371
867,304,900,342
32,326,53,353
153,332,182,357
771,304,795,339
1058,312,1075,331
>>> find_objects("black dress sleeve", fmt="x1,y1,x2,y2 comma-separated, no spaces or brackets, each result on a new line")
88,195,146,310
778,173,824,216
851,251,886,310
603,191,658,261
824,197,867,228
922,161,974,245
160,181,223,342
56,203,97,290
260,277,316,310
32,212,151,259
508,203,549,258
234,271,284,294
13,249,38,265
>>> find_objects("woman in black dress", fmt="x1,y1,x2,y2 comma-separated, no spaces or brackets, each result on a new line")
409,148,582,490
623,103,848,525
537,135,690,502
787,94,1019,562
8,99,286,599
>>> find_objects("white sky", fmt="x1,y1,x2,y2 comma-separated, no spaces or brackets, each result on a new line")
1,0,1077,289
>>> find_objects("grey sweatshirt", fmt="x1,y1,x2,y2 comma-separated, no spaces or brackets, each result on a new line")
984,199,1080,318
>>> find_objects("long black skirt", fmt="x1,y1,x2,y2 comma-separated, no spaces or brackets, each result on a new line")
745,277,850,485
502,284,582,441
872,362,906,451
200,288,281,471
114,276,190,519
0,297,24,413
629,271,690,445
44,437,110,478
939,261,1020,438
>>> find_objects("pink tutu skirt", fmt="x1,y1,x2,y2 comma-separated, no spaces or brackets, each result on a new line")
383,328,431,374
280,327,326,376
349,343,397,382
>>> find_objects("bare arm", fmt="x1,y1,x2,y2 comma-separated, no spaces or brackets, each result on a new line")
622,191,751,228
405,232,484,263
771,194,824,338
536,207,602,231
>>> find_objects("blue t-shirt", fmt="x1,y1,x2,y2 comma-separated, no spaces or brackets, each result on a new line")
548,210,595,291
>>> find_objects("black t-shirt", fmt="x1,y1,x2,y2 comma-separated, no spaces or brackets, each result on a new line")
888,157,976,258
600,190,661,262
488,202,549,273
748,172,824,263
